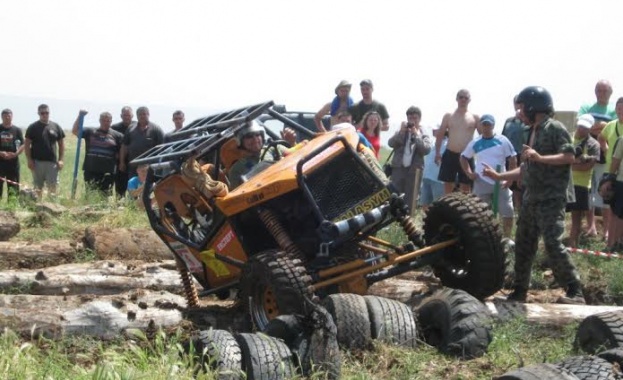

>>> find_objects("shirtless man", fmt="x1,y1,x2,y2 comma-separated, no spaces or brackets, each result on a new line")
435,89,480,193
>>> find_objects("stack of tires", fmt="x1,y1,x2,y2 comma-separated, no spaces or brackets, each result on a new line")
498,310,623,379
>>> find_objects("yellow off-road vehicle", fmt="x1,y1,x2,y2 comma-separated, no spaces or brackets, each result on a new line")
132,101,505,329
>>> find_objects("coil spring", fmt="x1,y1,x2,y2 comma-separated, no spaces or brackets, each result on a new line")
177,260,199,307
258,208,306,261
399,215,424,247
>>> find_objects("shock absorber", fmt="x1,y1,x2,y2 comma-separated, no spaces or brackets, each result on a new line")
398,214,425,249
258,208,306,261
176,259,199,308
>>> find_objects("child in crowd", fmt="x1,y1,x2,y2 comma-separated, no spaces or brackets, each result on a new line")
127,164,149,208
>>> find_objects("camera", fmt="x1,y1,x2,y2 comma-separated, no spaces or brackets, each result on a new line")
406,122,415,128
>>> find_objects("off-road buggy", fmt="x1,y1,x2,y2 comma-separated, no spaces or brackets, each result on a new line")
132,101,505,329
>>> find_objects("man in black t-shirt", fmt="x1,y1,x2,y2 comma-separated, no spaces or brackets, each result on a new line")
24,104,65,198
348,79,390,131
0,109,24,202
119,106,164,177
111,106,136,198
72,110,123,196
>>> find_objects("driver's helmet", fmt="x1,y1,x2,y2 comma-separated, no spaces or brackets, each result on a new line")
235,120,265,147
516,86,554,123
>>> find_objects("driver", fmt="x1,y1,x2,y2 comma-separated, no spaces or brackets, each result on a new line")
228,121,297,188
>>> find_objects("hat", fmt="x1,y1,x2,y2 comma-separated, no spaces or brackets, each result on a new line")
480,114,495,126
360,79,374,88
591,113,613,123
576,114,595,129
334,80,352,95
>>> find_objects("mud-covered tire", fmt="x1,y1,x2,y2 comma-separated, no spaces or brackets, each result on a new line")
414,287,492,359
424,192,505,299
192,329,242,379
497,363,579,380
239,250,313,330
597,348,623,368
364,295,417,348
557,355,617,380
235,333,296,380
322,293,372,350
261,315,302,347
574,311,623,354
293,309,341,380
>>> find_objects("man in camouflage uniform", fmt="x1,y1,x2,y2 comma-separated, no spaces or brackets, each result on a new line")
483,86,585,304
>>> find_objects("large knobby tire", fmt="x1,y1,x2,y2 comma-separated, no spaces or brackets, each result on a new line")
235,333,296,380
574,311,623,354
497,363,578,380
556,355,617,380
597,348,623,368
414,287,492,359
192,329,243,379
239,250,313,330
322,293,372,350
424,192,505,299
364,295,417,348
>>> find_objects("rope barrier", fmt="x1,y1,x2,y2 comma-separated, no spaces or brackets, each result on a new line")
567,247,621,260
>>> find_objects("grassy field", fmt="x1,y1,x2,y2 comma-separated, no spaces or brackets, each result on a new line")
0,136,622,379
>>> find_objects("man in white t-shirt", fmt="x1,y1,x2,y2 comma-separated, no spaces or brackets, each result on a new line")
460,114,517,238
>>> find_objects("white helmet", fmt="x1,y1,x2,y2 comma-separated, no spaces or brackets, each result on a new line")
235,120,265,147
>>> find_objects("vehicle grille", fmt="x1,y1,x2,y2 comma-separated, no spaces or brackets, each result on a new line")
305,151,385,220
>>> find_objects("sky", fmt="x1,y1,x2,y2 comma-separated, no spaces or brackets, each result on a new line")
2,0,623,145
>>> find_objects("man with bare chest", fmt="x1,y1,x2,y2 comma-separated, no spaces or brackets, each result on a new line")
435,89,480,193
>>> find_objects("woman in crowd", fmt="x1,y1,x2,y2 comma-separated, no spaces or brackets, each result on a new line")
358,111,382,157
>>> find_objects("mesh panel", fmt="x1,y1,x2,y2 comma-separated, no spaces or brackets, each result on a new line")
306,151,384,220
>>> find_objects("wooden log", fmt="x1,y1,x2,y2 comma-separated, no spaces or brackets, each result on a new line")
486,300,623,325
83,227,174,261
0,211,19,241
0,290,249,339
0,240,79,270
0,260,193,296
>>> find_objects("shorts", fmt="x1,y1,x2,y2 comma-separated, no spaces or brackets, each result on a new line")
566,185,590,212
472,179,514,218
32,160,59,189
610,181,623,219
438,150,473,185
591,164,607,208
419,178,444,207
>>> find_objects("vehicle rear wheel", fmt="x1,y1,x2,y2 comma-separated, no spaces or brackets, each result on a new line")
574,311,623,354
424,192,505,299
497,363,578,380
364,295,417,348
235,333,296,380
322,293,372,350
240,250,313,330
191,329,242,379
414,287,492,359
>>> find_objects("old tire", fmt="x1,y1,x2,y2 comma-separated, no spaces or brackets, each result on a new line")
235,333,296,380
424,192,505,299
261,315,302,347
322,293,372,350
497,363,578,380
293,308,341,380
364,295,417,348
193,329,242,379
574,311,623,354
240,250,313,330
557,355,617,380
597,348,623,368
414,287,492,359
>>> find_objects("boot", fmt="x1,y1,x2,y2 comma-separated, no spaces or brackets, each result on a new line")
557,282,586,305
505,286,528,302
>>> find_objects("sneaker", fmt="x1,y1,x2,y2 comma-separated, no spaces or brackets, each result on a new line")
557,282,586,305
505,287,528,302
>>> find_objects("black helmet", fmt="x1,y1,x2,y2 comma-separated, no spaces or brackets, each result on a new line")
516,86,554,122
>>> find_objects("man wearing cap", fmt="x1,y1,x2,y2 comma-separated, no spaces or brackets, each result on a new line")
460,114,516,238
348,79,390,131
314,80,354,132
387,106,431,210
566,114,600,248
436,89,480,194
0,109,24,203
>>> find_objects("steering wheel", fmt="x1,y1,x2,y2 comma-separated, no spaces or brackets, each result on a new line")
260,139,292,162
